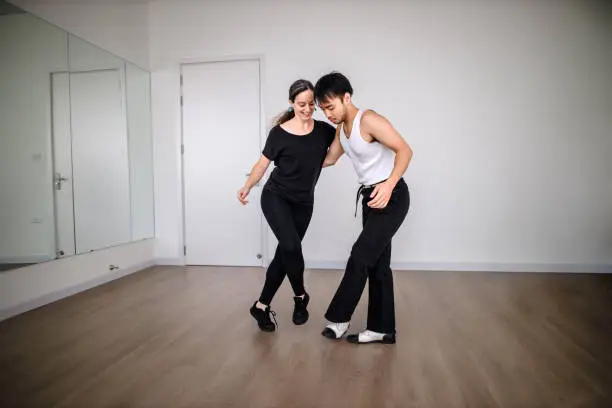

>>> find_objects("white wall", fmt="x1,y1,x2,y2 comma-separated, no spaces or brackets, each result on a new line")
150,0,612,272
10,1,150,69
0,239,155,321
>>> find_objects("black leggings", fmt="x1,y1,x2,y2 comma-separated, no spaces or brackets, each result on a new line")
258,188,313,305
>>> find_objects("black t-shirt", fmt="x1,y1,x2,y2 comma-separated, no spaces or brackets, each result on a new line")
262,120,336,203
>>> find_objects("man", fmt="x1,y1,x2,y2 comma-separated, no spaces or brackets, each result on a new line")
315,72,413,344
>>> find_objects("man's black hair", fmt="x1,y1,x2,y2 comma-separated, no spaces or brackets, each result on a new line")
314,71,353,103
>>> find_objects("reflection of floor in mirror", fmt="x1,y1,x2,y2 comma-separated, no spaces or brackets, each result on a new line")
0,263,33,272
0,266,611,408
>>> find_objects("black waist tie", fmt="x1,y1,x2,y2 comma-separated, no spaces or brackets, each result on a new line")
354,179,388,217
354,185,364,217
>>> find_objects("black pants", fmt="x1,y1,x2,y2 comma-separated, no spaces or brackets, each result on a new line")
258,188,313,305
325,178,409,334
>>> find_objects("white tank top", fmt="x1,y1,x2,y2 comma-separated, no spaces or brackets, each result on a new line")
339,110,395,185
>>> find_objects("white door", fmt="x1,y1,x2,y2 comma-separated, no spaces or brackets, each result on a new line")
182,60,263,266
69,69,131,253
51,72,75,258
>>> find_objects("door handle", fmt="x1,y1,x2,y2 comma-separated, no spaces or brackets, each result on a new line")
54,172,69,190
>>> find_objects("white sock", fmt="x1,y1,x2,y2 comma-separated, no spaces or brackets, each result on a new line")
359,330,385,342
326,322,349,338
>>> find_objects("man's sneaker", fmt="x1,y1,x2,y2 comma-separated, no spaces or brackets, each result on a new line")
321,322,350,340
249,302,277,332
346,330,396,344
292,293,310,325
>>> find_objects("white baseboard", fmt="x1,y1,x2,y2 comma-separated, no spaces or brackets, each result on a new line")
5,258,605,322
0,260,155,322
0,255,54,264
148,258,612,274
305,260,612,273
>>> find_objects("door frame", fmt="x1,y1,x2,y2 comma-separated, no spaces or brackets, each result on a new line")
50,71,74,259
179,55,268,267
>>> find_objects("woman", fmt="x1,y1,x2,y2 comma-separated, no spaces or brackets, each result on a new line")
237,79,336,332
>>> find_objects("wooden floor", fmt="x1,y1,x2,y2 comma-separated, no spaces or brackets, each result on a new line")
1,266,611,408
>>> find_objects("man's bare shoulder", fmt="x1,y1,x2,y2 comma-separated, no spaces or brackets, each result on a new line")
360,109,392,129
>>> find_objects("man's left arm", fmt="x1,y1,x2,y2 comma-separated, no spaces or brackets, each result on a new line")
362,110,413,208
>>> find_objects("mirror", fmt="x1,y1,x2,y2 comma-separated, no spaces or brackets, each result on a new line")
0,2,155,272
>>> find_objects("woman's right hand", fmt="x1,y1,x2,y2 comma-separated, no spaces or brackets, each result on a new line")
238,155,271,205
237,186,251,205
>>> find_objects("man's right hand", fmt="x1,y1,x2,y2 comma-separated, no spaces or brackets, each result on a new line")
237,186,251,205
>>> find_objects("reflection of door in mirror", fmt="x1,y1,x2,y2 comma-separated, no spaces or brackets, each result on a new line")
52,69,131,256
126,63,155,241
70,69,131,254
